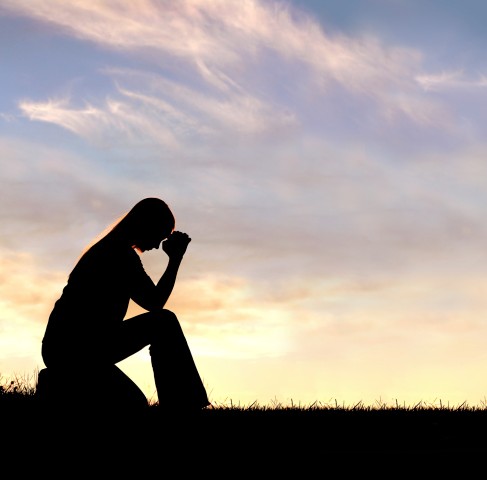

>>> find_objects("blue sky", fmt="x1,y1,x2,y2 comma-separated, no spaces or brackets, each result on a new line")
2,0,487,407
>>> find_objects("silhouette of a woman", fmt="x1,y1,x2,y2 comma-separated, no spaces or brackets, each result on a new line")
40,197,209,413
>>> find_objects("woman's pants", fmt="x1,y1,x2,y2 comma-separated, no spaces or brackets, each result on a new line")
41,309,210,411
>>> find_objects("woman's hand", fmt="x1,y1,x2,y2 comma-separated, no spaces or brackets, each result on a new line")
162,231,191,259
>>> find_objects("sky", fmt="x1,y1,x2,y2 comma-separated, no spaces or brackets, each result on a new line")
2,0,487,408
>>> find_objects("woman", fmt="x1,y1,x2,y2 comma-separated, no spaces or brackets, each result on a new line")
39,197,210,414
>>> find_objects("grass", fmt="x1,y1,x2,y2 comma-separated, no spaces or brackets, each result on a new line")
2,367,487,414
2,368,486,412
3,368,487,464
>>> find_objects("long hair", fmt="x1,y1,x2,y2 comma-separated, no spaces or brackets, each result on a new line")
79,198,175,259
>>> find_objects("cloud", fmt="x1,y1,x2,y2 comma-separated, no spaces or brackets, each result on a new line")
1,0,459,147
18,94,182,149
416,70,487,91
0,113,16,122
0,249,65,325
0,249,64,375
0,136,146,266
18,70,297,147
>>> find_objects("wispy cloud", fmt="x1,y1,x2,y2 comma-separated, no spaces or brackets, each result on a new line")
19,94,182,148
0,112,17,122
416,70,487,91
3,0,455,143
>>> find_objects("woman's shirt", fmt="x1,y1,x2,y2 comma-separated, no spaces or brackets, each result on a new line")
43,238,154,345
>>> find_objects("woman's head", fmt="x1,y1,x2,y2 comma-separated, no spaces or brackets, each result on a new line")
113,197,176,252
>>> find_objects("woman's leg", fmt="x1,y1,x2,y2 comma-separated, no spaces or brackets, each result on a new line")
41,330,148,411
41,310,209,412
115,310,210,411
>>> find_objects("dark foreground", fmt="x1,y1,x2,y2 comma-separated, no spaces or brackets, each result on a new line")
4,400,487,473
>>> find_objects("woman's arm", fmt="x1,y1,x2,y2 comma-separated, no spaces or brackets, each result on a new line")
131,231,191,311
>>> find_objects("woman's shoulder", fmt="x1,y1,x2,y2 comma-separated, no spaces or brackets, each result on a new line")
71,241,141,282
79,239,140,266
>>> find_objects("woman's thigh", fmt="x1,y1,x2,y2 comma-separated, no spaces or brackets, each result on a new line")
43,310,177,366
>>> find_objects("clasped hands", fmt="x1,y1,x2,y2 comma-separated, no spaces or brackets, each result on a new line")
162,231,191,259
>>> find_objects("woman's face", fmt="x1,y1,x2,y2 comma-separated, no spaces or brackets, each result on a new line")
135,223,173,252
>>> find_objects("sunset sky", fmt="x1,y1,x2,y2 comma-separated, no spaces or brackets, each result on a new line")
2,0,487,408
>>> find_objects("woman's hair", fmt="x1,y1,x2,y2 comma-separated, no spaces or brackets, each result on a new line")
79,198,175,258
110,197,175,238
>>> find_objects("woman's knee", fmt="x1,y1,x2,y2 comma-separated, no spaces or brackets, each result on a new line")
148,309,182,334
149,308,177,322
148,310,186,356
